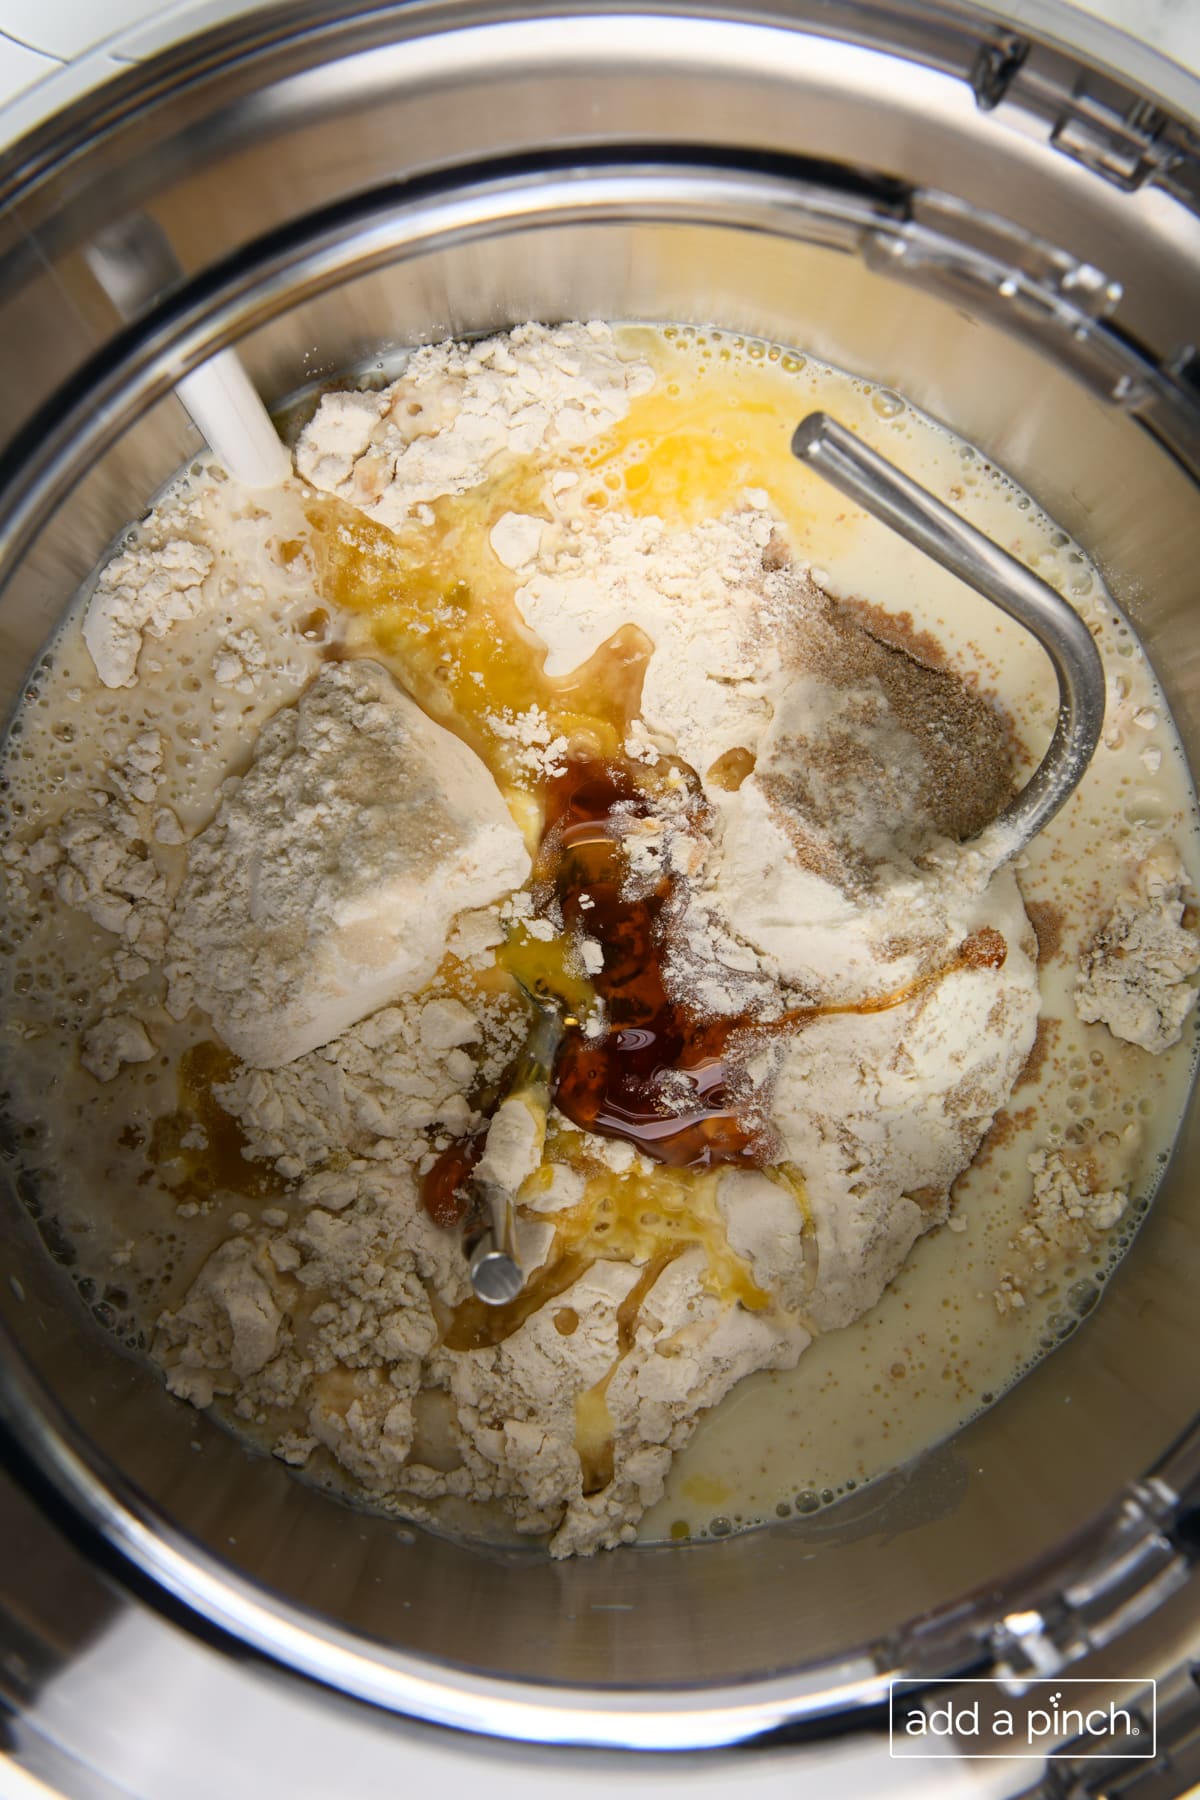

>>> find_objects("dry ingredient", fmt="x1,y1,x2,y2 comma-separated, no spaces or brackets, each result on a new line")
1,320,1197,1557
164,659,530,1067
1075,850,1200,1053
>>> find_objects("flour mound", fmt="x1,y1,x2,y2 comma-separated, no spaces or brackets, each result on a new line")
1075,851,1200,1052
432,1237,808,1557
668,607,1042,1333
83,538,214,689
158,1158,812,1557
165,660,530,1066
768,869,1041,1331
512,508,783,783
295,321,655,529
993,1149,1129,1314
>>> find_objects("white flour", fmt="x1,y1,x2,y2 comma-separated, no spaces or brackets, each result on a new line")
165,660,530,1067
993,1149,1130,1315
84,538,215,689
295,320,655,531
511,507,784,783
80,1012,157,1082
1075,850,1200,1052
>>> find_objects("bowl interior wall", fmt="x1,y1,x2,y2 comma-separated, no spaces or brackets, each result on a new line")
2,211,1197,1690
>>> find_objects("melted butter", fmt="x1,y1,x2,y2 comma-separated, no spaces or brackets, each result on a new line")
441,1250,592,1352
579,353,795,526
680,1472,734,1507
439,1157,767,1356
308,491,650,833
530,1155,770,1314
576,1250,681,1494
579,330,845,548
150,1042,285,1206
497,925,596,1019
575,1386,616,1495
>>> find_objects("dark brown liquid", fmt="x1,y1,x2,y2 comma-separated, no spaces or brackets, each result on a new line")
422,1132,485,1229
441,1250,593,1352
151,1041,285,1205
540,760,764,1169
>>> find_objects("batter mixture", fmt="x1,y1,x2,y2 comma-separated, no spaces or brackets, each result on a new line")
1,321,1197,1556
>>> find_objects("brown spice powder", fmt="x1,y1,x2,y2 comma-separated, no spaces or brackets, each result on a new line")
1016,1015,1061,1090
750,561,1016,880
1026,900,1065,965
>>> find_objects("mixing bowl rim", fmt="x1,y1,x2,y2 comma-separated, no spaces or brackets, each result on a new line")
1,153,1198,1750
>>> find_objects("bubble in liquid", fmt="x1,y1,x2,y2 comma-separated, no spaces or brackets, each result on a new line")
870,389,905,419
1124,796,1169,829
1067,1279,1100,1317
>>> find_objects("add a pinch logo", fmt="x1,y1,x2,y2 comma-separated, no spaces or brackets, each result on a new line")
889,1678,1156,1759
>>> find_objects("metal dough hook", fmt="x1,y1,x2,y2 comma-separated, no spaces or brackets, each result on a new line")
791,412,1105,863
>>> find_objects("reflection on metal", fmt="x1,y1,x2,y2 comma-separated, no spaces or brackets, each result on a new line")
466,1242,524,1305
85,216,289,489
3,154,1197,596
968,30,1029,110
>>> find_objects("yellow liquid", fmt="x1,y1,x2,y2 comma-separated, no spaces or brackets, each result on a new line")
307,491,649,848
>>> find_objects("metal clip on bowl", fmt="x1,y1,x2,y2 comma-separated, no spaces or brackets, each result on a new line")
791,412,1105,862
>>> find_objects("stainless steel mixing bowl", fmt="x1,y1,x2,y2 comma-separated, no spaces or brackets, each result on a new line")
0,0,1197,1752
